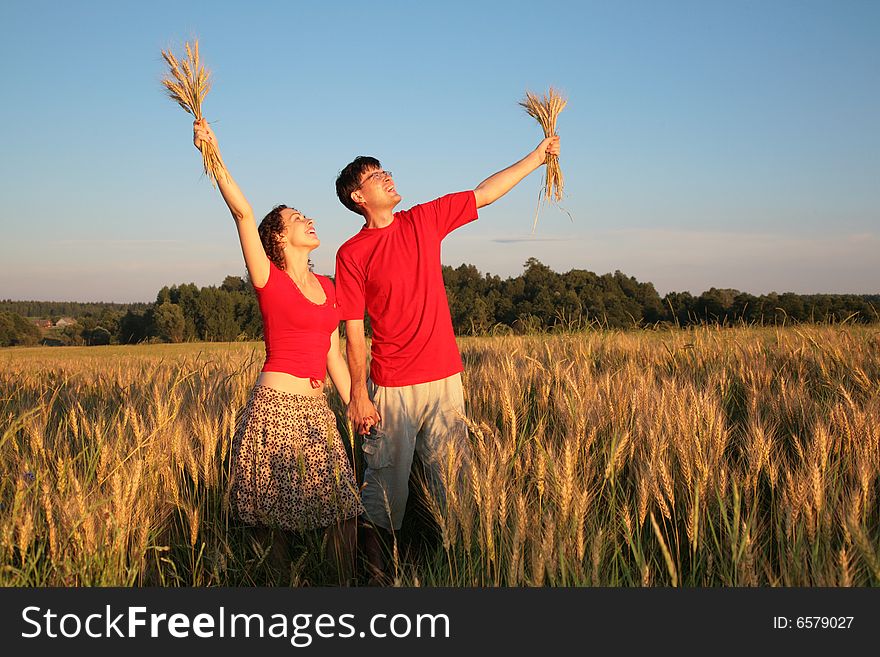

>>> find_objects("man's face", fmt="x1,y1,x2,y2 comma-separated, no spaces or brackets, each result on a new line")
353,167,401,213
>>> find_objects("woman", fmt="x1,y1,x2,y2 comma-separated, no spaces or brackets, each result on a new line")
192,119,363,582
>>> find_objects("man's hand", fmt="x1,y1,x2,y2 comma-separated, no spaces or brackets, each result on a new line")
347,387,381,436
474,135,562,208
532,135,561,164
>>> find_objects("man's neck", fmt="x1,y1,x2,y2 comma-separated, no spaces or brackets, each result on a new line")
363,207,395,229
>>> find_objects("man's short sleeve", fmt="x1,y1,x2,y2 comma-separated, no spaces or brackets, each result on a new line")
334,250,366,321
419,191,478,238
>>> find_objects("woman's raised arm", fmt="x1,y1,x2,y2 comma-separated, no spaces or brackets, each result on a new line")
193,119,270,287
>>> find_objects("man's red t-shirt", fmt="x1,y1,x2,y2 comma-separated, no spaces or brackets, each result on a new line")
334,191,478,387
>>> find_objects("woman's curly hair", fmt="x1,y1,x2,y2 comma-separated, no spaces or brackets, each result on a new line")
258,204,294,270
257,204,314,272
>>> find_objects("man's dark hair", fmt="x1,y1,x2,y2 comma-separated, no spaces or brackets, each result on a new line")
335,156,381,216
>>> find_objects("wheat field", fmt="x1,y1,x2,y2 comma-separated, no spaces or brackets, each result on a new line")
1,326,878,586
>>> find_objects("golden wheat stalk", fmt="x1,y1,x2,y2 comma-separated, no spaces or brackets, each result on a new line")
161,39,227,186
520,87,566,207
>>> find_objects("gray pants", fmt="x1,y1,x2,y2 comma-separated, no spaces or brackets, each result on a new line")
361,373,471,530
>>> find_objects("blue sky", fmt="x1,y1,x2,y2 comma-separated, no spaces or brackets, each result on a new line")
1,0,877,302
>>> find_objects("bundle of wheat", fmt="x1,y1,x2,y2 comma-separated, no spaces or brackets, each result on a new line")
520,87,567,209
161,39,226,186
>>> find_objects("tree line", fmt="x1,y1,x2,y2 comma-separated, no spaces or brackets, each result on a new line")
1,259,877,347
0,300,149,319
445,258,879,334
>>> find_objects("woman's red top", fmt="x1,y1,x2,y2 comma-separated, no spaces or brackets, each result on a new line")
253,261,340,384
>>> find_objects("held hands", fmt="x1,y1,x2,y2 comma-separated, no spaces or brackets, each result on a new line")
193,118,217,151
347,391,382,436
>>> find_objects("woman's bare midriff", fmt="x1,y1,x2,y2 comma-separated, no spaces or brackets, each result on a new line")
255,370,324,397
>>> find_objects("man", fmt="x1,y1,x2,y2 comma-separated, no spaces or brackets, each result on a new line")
334,135,560,577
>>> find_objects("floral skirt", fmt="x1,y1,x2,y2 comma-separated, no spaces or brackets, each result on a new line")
230,385,363,531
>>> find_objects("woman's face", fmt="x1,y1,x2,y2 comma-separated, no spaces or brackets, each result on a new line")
280,208,320,250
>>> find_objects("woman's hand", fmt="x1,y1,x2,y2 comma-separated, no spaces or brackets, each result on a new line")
193,118,217,151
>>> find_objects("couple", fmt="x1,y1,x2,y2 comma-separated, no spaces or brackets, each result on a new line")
192,119,560,583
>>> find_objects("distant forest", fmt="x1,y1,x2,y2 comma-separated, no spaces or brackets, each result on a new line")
1,258,877,347
0,300,150,319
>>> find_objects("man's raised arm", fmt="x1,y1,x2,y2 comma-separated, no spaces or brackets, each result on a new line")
473,136,560,209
